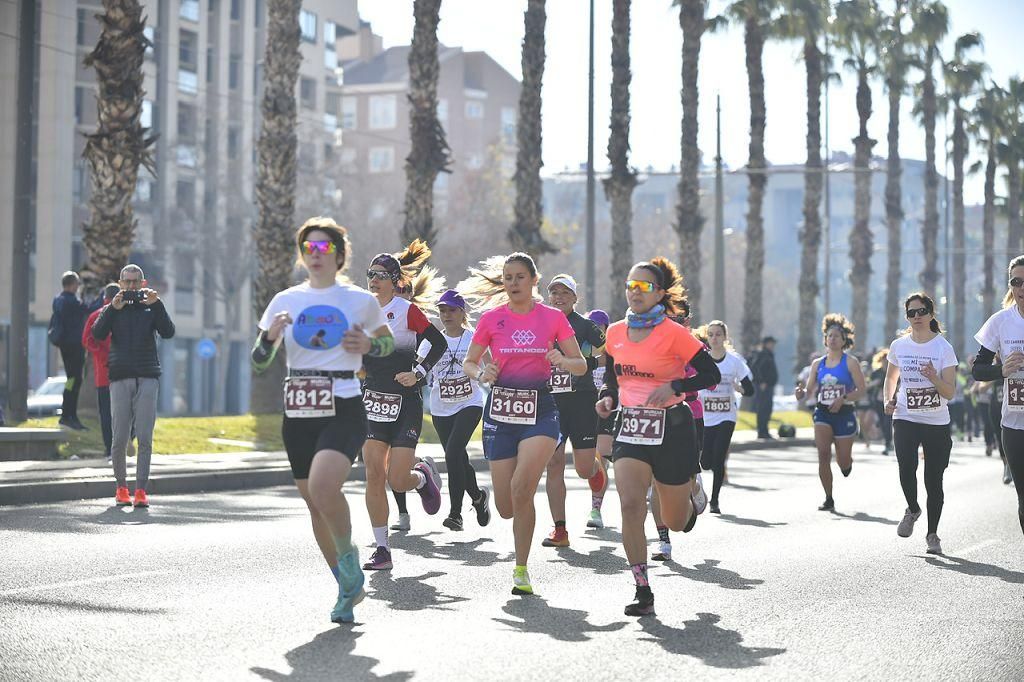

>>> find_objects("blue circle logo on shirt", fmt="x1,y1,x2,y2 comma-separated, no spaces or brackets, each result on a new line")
293,305,349,350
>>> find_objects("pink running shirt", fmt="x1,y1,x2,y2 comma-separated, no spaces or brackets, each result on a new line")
472,302,576,390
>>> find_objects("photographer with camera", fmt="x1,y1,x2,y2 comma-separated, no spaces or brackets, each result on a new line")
91,264,175,507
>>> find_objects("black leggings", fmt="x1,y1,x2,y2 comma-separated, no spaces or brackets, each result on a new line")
893,420,951,535
433,407,483,517
1000,427,1024,536
701,421,736,506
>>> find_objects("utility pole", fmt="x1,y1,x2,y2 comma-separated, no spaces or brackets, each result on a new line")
9,0,38,423
585,0,596,306
714,94,725,320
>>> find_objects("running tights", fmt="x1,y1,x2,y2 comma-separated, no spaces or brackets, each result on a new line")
702,421,736,506
1000,427,1024,536
893,421,951,535
433,407,483,518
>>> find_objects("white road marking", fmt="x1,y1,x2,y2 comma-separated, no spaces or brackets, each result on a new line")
0,571,171,597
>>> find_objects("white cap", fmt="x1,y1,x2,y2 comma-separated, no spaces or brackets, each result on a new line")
547,274,578,296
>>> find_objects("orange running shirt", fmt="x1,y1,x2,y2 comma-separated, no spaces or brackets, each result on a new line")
605,319,705,408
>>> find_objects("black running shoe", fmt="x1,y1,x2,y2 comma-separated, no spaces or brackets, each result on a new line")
442,515,463,531
471,486,491,527
624,586,655,617
818,497,835,511
682,507,697,533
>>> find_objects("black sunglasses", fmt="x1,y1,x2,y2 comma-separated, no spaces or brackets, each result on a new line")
366,270,392,281
1009,277,1024,289
906,306,931,319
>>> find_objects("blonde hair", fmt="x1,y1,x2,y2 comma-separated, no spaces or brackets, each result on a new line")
698,320,733,350
871,348,889,371
457,253,540,312
378,239,445,314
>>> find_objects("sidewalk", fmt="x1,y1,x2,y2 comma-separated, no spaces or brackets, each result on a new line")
0,429,814,506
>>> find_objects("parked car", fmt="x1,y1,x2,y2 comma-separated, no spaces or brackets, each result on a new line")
27,376,66,417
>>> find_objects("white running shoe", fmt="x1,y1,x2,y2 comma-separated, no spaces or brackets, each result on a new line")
691,473,708,515
652,542,672,562
390,513,411,531
896,508,922,538
586,509,604,529
925,533,943,555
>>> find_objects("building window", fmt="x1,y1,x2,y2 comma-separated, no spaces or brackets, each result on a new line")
178,69,198,95
465,100,484,119
368,94,396,129
144,26,154,59
369,147,395,174
229,55,241,89
175,254,196,315
502,106,516,145
324,48,338,71
228,127,239,160
141,99,153,128
300,10,317,43
134,173,153,203
341,97,357,129
176,179,196,216
74,86,87,124
437,98,448,125
206,47,213,83
254,0,262,26
325,21,337,46
179,0,200,22
72,162,85,202
177,145,198,168
179,30,198,71
300,77,316,109
77,10,86,46
178,103,196,141
325,92,341,117
231,0,242,21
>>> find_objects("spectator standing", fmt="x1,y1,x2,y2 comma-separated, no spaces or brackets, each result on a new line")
750,336,779,439
50,271,89,430
83,284,120,462
91,265,175,508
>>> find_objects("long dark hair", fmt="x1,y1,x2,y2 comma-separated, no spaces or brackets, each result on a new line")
901,292,942,336
633,257,687,316
1002,255,1024,308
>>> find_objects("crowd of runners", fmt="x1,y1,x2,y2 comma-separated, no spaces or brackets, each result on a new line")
233,215,1024,624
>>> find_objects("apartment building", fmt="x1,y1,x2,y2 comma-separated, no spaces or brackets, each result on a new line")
0,0,360,415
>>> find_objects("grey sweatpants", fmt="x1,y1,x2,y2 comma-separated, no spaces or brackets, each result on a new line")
110,377,159,490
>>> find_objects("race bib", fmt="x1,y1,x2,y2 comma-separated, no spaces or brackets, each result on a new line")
702,396,733,413
818,385,845,405
488,386,538,425
439,375,473,404
549,367,573,394
616,406,667,446
283,377,335,418
1006,378,1024,412
906,386,941,412
592,366,606,388
364,390,403,423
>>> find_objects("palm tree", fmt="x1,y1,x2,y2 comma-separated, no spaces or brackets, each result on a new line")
773,0,828,368
403,0,452,245
673,0,714,317
971,83,1005,317
725,0,779,352
510,0,553,258
944,32,985,357
910,0,948,298
835,0,881,351
880,0,914,341
604,0,638,319
1003,77,1024,257
252,0,302,413
81,0,155,295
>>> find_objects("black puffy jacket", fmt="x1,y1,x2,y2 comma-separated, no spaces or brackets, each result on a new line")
91,300,175,381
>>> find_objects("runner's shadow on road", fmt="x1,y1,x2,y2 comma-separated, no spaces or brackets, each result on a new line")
493,597,627,642
388,532,512,566
660,559,765,591
829,510,898,526
368,570,469,611
715,513,787,529
920,554,1024,585
251,629,411,681
0,595,168,616
583,526,623,543
549,545,622,576
639,612,785,668
723,482,775,492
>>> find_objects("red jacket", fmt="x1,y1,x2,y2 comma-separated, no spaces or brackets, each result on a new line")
82,308,110,387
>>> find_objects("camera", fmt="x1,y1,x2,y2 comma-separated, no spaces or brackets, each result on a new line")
121,289,142,305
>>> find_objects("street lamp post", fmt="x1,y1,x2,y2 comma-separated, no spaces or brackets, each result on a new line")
714,94,725,320
585,0,596,307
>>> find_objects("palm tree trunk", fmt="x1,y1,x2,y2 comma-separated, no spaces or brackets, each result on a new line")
982,139,996,315
951,104,966,357
919,47,941,296
675,0,705,316
251,0,302,414
796,36,823,372
510,0,552,258
848,66,875,351
603,0,638,320
403,0,451,246
1008,160,1023,258
741,16,767,353
81,0,154,296
884,68,903,343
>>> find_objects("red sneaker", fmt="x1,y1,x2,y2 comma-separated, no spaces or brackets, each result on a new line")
133,489,149,508
115,486,131,506
541,526,570,547
588,461,606,493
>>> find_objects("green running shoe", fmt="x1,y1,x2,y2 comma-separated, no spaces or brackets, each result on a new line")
512,566,533,595
331,546,366,624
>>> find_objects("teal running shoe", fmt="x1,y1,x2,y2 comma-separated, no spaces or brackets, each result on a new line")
331,546,366,624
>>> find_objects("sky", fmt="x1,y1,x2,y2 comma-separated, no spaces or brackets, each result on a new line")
357,0,1024,206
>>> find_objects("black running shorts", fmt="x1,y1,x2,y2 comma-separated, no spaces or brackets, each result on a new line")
365,390,424,449
610,403,699,485
281,395,367,479
555,390,599,451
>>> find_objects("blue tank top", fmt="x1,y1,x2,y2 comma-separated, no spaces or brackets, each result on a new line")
816,353,855,409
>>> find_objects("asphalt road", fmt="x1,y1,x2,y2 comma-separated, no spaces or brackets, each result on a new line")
1,439,1021,681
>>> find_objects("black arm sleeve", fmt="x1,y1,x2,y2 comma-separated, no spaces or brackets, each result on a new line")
670,349,721,395
91,303,114,341
586,355,601,371
417,324,447,372
151,300,176,339
598,352,619,409
972,345,1003,382
739,376,756,397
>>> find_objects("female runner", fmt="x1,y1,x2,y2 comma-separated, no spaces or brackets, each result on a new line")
596,258,720,616
460,253,587,595
252,217,392,623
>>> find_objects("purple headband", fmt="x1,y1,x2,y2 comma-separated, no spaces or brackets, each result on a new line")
370,253,402,281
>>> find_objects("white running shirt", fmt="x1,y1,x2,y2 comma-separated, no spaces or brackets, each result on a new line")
700,350,752,427
887,333,958,425
975,305,1024,430
426,330,486,417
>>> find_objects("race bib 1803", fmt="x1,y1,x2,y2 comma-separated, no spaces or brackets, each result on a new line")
364,390,403,422
616,406,667,446
284,377,335,418
488,387,538,425
702,396,732,413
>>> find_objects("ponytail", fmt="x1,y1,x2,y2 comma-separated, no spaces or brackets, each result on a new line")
636,257,687,317
378,239,445,313
899,292,943,337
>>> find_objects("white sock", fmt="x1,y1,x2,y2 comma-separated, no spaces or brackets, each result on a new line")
372,525,389,549
414,469,427,490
